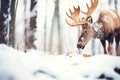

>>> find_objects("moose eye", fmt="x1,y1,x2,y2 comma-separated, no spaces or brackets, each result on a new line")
84,30,88,33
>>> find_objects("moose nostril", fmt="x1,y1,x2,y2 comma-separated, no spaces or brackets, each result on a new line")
77,42,85,49
77,42,82,49
77,43,80,49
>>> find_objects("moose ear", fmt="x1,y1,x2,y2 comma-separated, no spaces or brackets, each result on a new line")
86,16,93,24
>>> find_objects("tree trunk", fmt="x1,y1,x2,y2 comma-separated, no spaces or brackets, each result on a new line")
24,0,29,52
28,0,37,49
114,0,118,11
43,0,47,52
9,0,17,48
0,0,10,44
56,0,62,54
49,0,62,54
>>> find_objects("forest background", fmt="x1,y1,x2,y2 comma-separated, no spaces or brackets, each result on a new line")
0,0,120,55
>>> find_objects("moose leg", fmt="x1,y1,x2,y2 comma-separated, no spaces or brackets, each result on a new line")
108,43,113,55
100,40,107,54
107,34,113,55
115,34,120,56
116,43,119,56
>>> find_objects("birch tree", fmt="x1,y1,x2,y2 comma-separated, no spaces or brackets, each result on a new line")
49,0,62,54
29,0,37,49
9,0,18,47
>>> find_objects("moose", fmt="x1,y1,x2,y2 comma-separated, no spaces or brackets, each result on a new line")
65,0,120,56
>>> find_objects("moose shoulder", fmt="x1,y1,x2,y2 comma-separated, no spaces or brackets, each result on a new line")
98,9,120,36
65,0,120,56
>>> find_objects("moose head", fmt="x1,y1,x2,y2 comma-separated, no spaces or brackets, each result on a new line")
65,0,99,49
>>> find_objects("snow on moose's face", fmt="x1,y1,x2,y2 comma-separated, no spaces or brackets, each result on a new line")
77,28,93,49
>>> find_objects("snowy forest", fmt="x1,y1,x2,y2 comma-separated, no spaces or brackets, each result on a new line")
0,0,120,80
0,0,120,54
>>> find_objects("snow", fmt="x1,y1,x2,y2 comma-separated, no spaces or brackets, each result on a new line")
0,44,120,80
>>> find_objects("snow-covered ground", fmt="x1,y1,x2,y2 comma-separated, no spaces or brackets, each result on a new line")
0,44,120,80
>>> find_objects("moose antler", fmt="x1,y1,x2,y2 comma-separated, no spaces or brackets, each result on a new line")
65,6,86,26
65,0,98,27
81,0,98,17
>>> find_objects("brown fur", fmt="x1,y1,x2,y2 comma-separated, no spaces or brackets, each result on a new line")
77,9,120,56
98,9,120,37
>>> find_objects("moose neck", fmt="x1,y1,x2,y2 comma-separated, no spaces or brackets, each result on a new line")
89,26,95,39
82,23,104,40
92,22,104,39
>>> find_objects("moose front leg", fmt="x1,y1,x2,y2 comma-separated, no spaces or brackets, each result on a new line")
108,43,113,55
100,40,107,54
115,34,120,56
116,43,119,56
107,34,114,55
